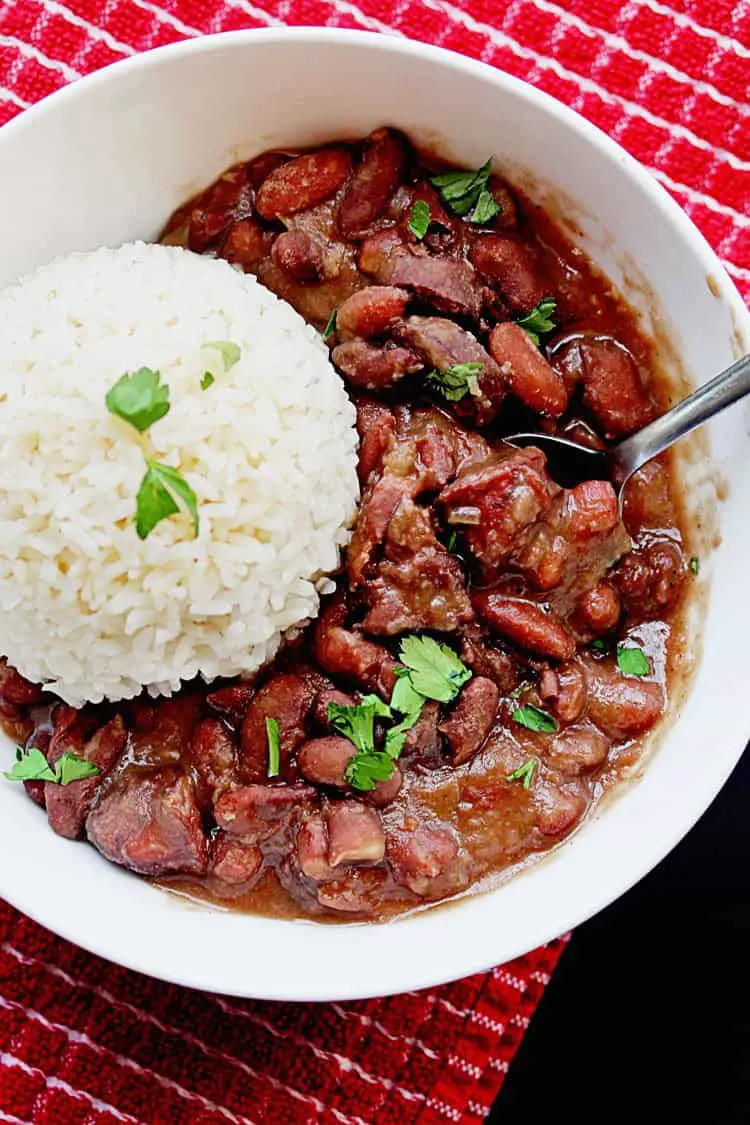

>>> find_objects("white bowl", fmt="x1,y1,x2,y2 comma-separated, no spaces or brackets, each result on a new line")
0,29,748,1002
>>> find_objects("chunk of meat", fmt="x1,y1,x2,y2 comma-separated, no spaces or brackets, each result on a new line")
387,825,465,897
383,406,490,493
545,721,611,774
206,682,255,725
390,255,482,321
313,598,398,698
460,629,519,694
333,340,423,391
613,539,685,621
583,657,665,739
189,718,237,807
347,474,409,585
440,677,499,765
209,833,262,888
338,128,406,238
214,783,316,841
394,316,505,425
239,673,313,783
359,227,407,278
297,814,336,881
365,765,404,807
575,580,622,634
255,147,353,219
488,322,568,417
402,181,455,238
473,593,576,661
538,662,587,723
220,218,268,271
555,336,654,437
271,230,326,281
439,447,559,567
326,802,385,866
44,714,127,840
176,165,252,252
563,480,620,538
86,768,208,876
297,736,354,788
403,699,442,766
355,400,396,482
0,659,44,706
336,286,410,341
469,235,547,313
362,499,473,635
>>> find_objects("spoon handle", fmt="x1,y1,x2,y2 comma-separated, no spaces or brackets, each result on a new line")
609,352,750,486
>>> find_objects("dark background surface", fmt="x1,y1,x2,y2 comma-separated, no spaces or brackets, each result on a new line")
490,745,750,1124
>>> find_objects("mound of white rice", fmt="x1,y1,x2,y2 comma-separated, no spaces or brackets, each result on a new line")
0,243,359,706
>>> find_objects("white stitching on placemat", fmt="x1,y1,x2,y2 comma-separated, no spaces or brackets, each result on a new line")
35,0,135,56
330,1003,440,1060
0,33,81,79
0,85,29,108
0,996,257,1125
0,1050,143,1125
648,167,750,226
632,0,750,57
0,1111,32,1125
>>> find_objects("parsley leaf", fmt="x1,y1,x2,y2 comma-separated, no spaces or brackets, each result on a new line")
344,751,396,792
514,297,557,347
328,695,391,756
469,189,500,224
399,635,471,704
408,199,431,240
616,644,650,677
135,459,199,540
265,717,280,778
512,705,558,733
385,672,425,759
430,159,497,222
689,556,700,575
204,340,241,370
591,638,607,652
105,367,170,433
323,308,337,341
4,745,99,785
507,759,537,790
200,372,215,391
425,361,483,402
446,531,459,554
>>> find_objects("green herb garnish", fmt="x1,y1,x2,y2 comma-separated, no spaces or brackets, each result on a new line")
384,671,425,758
514,297,557,347
511,705,558,733
408,199,431,240
689,556,700,575
430,159,499,223
616,644,650,678
323,309,337,341
265,717,280,778
509,682,529,700
329,695,394,792
135,458,199,541
591,638,607,652
345,751,397,792
200,372,215,391
446,531,459,554
204,340,241,370
4,745,100,785
399,635,471,704
425,361,483,403
106,367,170,433
507,759,537,790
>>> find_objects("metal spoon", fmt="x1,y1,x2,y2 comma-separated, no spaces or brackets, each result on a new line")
505,352,750,493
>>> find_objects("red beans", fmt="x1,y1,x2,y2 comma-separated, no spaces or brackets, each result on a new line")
473,593,576,661
271,230,326,281
440,677,499,765
338,128,406,238
255,147,353,219
470,235,547,313
488,322,568,417
335,286,410,341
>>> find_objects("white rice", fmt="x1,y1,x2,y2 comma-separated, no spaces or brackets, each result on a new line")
0,242,359,705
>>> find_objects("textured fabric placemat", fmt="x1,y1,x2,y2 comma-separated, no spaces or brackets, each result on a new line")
0,1,747,1122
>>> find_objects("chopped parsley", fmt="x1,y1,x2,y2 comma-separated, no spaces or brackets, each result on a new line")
591,638,607,652
430,159,500,223
408,199,431,241
384,670,426,758
446,531,459,554
515,297,557,346
328,695,394,792
616,644,650,678
689,556,700,575
4,745,100,785
105,367,170,433
399,635,472,704
204,340,241,370
135,458,199,541
425,361,483,403
345,751,396,792
200,372,215,391
507,759,537,790
323,308,337,341
265,717,280,778
511,704,558,733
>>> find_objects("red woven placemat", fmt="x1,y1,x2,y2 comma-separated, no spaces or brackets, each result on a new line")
0,3,748,1123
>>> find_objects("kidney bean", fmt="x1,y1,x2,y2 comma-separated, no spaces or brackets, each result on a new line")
556,336,655,437
45,715,127,840
533,782,586,836
488,322,568,417
470,235,547,313
0,658,43,706
255,146,353,220
297,814,336,880
545,722,611,774
440,677,499,765
538,662,587,723
473,593,576,661
297,736,354,788
563,480,620,539
576,581,622,634
271,230,326,281
365,765,403,807
338,128,406,238
210,833,262,887
312,688,357,728
336,286,410,341
583,657,664,738
206,682,255,725
387,825,461,896
332,340,423,392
